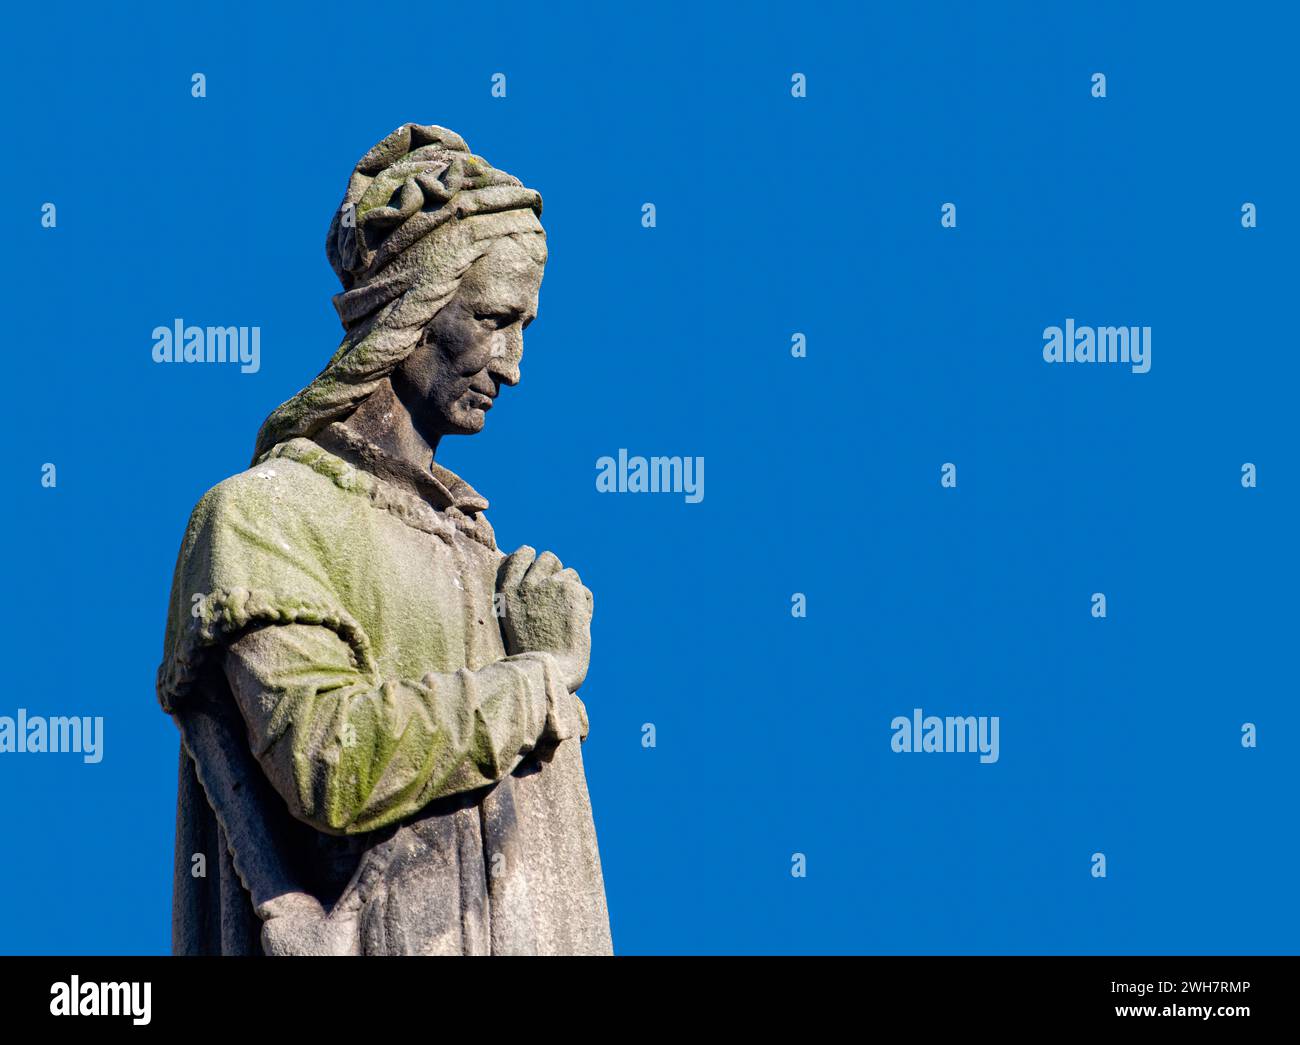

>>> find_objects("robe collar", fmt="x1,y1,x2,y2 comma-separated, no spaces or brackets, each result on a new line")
312,421,490,515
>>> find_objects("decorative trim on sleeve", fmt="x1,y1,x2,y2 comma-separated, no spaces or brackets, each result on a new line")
158,586,377,714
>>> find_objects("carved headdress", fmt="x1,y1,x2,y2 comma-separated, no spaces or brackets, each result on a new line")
251,124,545,462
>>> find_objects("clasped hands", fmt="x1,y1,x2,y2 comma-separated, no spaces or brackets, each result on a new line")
497,545,593,692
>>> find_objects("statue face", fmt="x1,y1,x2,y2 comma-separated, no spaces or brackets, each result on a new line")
394,235,546,439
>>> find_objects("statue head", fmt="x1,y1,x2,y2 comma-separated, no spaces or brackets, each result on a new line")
252,124,546,462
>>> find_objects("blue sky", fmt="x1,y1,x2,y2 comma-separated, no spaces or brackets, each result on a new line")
1,1,1295,954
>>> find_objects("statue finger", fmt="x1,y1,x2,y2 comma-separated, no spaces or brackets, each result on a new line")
523,550,563,584
497,545,536,590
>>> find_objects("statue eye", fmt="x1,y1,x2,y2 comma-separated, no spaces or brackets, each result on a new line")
473,309,520,330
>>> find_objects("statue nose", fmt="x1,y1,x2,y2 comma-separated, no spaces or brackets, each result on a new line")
488,363,520,387
488,340,521,386
490,361,520,386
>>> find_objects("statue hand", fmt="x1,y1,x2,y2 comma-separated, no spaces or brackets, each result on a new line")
497,545,593,692
256,891,358,956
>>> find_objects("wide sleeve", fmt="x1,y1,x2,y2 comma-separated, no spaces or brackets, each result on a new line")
223,623,584,835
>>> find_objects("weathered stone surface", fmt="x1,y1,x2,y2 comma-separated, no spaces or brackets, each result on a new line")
158,124,612,955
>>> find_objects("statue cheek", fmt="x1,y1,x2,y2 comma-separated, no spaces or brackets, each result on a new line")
453,335,496,377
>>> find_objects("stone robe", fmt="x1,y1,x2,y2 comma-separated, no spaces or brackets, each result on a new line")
157,424,612,955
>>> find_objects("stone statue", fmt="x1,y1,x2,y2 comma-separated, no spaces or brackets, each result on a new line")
156,124,612,955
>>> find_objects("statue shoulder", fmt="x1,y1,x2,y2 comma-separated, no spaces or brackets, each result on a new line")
186,452,349,540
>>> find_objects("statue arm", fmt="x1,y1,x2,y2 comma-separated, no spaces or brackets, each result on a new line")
221,622,585,835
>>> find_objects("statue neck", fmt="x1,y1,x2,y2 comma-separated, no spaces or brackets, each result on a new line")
334,378,441,472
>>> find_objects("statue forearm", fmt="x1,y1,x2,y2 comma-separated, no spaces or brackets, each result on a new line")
223,624,583,835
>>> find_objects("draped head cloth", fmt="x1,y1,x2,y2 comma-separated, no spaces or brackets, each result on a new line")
251,124,545,463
